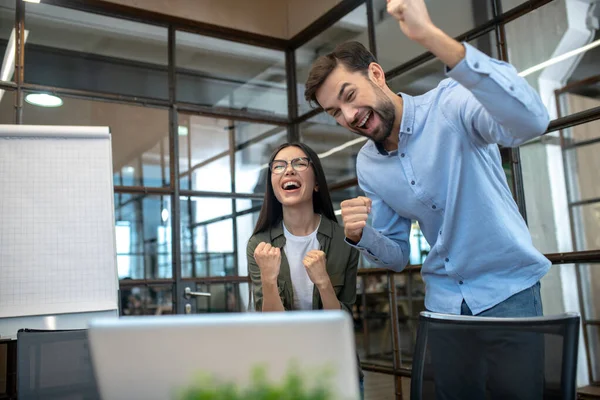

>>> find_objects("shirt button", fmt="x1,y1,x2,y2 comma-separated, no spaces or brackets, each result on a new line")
445,258,449,262
459,281,464,285
411,180,415,185
510,85,515,91
439,230,442,235
474,62,480,69
400,153,405,158
432,205,437,210
407,127,411,132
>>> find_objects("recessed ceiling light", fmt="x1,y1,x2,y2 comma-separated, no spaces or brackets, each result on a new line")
25,93,63,107
23,0,41,3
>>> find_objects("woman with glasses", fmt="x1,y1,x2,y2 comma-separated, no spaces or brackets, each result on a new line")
247,142,363,397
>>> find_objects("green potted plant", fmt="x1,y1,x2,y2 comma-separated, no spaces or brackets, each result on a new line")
177,362,346,400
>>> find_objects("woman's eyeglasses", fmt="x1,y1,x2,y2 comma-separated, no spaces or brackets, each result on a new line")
269,157,311,174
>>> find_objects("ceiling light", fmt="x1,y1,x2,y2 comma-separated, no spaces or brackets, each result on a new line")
23,0,41,3
519,38,600,78
25,93,63,107
319,137,367,159
178,126,189,136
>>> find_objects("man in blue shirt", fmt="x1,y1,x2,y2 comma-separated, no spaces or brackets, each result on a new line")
304,0,550,398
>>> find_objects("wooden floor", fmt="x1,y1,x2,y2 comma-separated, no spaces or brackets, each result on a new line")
356,323,413,399
363,371,395,400
578,385,600,399
363,372,411,400
363,376,600,400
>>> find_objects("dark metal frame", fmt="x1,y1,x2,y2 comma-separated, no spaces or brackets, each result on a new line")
14,0,24,124
286,0,365,50
167,26,184,314
2,0,600,396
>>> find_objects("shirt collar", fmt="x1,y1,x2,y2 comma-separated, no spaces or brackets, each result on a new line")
398,92,415,135
270,215,333,241
373,93,414,156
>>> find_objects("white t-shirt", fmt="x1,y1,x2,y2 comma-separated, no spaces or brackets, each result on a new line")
283,219,321,310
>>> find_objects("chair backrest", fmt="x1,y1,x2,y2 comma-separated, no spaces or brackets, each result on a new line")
17,329,99,400
410,312,580,400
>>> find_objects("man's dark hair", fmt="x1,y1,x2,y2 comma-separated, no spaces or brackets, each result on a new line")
304,41,377,108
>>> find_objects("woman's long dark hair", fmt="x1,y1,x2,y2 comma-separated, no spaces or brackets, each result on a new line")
252,142,337,235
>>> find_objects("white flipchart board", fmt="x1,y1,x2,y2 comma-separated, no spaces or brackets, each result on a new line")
0,125,119,338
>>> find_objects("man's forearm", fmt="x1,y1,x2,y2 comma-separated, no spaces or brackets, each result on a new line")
317,281,341,310
416,27,465,69
345,225,410,272
261,280,285,312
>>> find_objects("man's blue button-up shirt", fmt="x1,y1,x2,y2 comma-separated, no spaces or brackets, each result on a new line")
350,43,551,315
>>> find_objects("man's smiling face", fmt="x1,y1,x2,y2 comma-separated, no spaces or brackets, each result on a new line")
315,63,396,144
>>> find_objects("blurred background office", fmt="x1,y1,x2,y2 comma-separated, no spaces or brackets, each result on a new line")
0,0,599,398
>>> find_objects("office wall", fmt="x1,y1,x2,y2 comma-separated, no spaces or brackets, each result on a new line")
97,0,342,38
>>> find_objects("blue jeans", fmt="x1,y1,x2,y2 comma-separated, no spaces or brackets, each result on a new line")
359,377,364,400
462,281,543,317
428,282,544,400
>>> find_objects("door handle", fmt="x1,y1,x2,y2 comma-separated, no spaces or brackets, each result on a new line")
184,287,211,299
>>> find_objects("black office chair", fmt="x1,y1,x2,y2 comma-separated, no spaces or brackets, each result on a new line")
17,329,99,400
411,312,580,400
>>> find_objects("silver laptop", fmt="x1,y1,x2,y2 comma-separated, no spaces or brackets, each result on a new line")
87,311,359,400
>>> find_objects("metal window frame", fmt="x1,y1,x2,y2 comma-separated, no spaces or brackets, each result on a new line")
554,77,600,384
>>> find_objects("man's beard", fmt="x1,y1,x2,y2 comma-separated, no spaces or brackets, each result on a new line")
350,86,395,144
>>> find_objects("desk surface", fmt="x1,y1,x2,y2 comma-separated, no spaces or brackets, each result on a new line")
0,309,118,339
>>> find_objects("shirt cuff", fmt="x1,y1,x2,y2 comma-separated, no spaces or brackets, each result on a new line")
344,226,383,262
445,42,493,88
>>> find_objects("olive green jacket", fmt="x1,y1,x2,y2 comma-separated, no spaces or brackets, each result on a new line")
247,217,359,314
247,216,363,380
